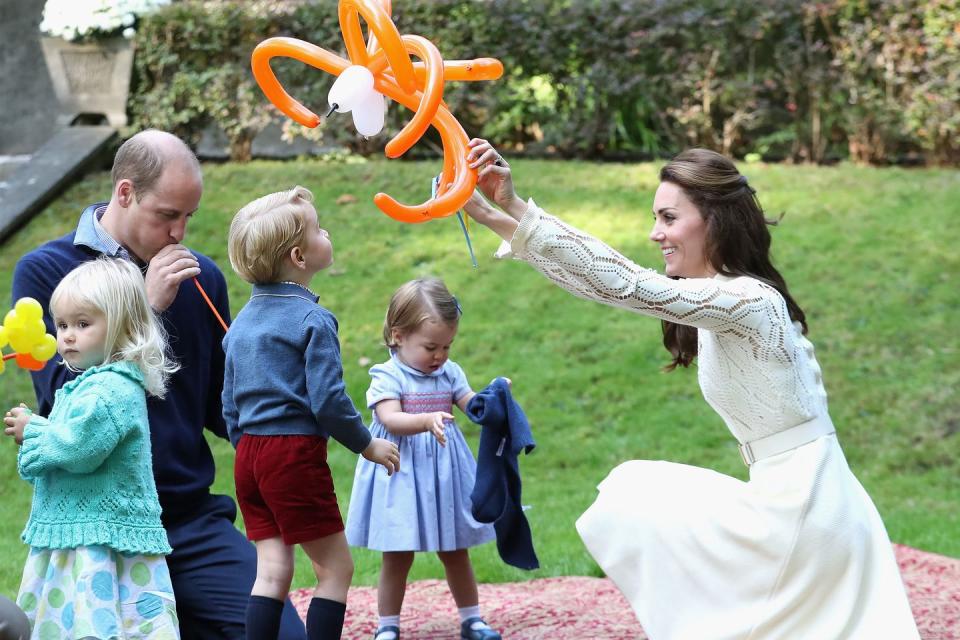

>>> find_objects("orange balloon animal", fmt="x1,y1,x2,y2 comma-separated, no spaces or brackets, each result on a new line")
251,0,503,223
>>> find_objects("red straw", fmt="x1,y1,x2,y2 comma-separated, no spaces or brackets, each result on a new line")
193,277,229,332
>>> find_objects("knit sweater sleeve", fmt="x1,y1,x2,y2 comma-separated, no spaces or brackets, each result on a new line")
509,201,782,334
221,344,240,448
18,389,132,478
303,310,372,454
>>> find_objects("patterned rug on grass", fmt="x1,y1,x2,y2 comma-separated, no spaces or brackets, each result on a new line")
291,544,959,639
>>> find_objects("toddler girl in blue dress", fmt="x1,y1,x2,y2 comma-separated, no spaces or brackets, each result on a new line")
346,278,501,640
3,258,180,639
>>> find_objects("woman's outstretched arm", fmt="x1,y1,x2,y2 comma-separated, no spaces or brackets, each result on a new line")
462,140,784,337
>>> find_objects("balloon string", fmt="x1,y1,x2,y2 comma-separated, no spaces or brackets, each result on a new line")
456,211,478,268
193,278,229,332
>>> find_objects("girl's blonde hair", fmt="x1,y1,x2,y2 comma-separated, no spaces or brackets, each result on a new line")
383,278,460,348
50,258,178,398
228,185,315,284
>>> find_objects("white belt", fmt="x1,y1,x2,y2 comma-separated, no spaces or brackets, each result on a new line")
738,415,836,466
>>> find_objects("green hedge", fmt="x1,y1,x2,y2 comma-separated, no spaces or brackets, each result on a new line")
130,0,960,165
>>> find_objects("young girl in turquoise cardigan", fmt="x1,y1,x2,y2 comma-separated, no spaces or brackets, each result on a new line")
3,257,181,639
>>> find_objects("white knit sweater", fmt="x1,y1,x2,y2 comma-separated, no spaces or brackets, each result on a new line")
506,200,830,444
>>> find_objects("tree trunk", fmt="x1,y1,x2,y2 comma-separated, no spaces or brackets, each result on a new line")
229,134,253,163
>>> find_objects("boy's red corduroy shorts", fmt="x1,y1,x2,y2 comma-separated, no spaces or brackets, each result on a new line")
234,434,344,545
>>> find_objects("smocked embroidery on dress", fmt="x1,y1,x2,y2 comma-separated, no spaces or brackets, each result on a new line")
401,392,454,415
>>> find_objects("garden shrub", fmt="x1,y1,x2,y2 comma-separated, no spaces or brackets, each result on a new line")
129,0,960,165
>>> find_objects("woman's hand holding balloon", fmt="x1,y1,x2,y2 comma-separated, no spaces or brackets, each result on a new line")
466,138,526,218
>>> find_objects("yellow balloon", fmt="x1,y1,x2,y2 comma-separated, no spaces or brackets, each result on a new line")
24,323,44,344
31,334,58,362
0,357,5,375
4,310,23,331
14,298,44,323
0,326,7,349
8,327,34,354
26,318,47,337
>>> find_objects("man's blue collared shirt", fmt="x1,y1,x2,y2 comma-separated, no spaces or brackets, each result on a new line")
74,202,131,261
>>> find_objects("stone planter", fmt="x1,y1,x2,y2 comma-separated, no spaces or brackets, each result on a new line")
40,36,134,127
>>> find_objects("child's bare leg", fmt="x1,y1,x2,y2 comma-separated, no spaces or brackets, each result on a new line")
300,531,355,640
247,536,295,639
252,536,296,598
378,551,415,615
438,550,501,638
437,549,478,607
301,530,354,602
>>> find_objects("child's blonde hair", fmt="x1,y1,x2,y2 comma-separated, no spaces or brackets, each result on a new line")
383,278,461,348
50,258,178,398
228,185,315,284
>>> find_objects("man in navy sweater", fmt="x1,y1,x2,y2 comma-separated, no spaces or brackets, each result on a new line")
11,130,306,639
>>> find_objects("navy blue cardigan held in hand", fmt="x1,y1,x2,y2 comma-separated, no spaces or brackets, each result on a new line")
466,377,539,570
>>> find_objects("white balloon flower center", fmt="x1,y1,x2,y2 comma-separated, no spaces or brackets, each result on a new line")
328,65,386,137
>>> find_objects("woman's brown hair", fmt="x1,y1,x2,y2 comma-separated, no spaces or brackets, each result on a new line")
658,148,807,370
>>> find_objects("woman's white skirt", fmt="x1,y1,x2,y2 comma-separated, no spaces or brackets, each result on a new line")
576,435,919,639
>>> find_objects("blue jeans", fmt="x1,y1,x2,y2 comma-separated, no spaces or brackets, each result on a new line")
165,494,306,640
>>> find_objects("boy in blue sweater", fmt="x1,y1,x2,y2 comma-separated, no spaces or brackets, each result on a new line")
12,130,306,639
223,185,400,640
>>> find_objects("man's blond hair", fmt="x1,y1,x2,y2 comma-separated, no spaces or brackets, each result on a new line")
228,185,315,284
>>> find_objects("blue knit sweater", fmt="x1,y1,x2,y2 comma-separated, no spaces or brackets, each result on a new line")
12,205,231,525
18,361,171,555
222,282,372,454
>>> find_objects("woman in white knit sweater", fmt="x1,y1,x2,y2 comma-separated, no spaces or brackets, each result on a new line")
461,139,919,640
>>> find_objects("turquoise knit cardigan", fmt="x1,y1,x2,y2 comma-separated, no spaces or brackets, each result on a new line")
18,361,171,555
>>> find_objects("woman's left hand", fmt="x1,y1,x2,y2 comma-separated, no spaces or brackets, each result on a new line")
466,138,525,216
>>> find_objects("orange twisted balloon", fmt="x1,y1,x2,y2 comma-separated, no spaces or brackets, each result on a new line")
251,0,503,223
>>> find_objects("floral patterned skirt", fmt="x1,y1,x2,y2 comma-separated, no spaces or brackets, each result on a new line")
17,545,179,639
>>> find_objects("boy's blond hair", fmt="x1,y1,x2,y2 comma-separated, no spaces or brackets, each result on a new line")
228,185,315,284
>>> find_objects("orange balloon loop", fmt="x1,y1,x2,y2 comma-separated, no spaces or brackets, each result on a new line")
250,0,504,223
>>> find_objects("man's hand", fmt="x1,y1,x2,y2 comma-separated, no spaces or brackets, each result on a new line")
362,437,400,476
4,404,32,445
145,244,201,312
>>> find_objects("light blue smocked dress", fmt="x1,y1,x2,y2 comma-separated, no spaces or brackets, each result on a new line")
345,354,496,552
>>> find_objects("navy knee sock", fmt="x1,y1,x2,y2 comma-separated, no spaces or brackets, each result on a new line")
245,595,285,640
306,597,346,640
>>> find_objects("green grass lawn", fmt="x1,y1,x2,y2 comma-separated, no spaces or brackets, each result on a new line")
1,158,957,600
